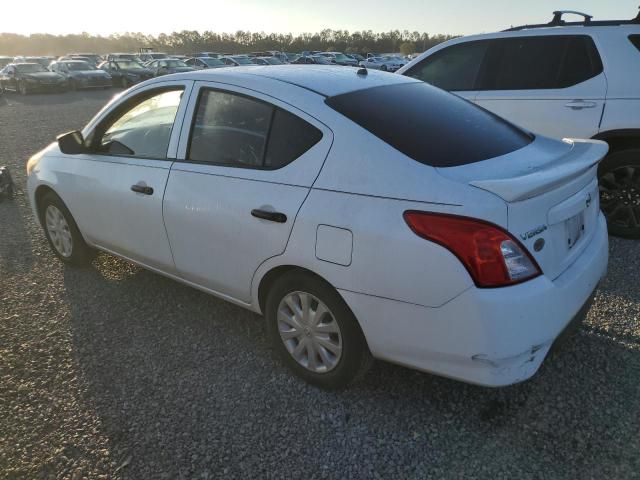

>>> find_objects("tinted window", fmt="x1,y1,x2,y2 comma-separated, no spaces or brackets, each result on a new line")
189,90,272,167
404,41,489,91
630,35,640,52
94,89,183,158
189,89,322,169
479,36,602,90
325,82,532,167
265,109,322,168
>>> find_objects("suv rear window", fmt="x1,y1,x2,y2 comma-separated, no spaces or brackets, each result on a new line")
630,35,640,52
325,82,533,168
479,35,603,90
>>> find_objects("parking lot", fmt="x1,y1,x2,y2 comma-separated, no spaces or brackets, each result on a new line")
1,90,640,479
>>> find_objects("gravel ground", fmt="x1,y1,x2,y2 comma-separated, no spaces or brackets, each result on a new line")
1,90,640,480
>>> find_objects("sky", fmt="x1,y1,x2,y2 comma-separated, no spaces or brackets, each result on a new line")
1,0,638,36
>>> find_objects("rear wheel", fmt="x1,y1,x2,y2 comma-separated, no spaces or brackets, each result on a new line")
599,149,640,239
265,271,373,389
39,191,95,265
380,64,388,72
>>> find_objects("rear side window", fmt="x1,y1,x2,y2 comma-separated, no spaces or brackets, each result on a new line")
188,89,322,169
404,41,489,91
630,35,640,52
265,109,323,168
479,35,603,90
326,82,532,168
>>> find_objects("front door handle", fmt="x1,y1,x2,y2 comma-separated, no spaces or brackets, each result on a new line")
251,209,287,223
131,184,154,195
565,100,597,110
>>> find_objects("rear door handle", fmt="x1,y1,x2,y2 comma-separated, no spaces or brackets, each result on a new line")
131,184,154,195
251,209,287,223
565,100,597,110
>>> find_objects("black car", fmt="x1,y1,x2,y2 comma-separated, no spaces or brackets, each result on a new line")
0,63,67,94
98,60,153,88
49,60,112,90
146,59,195,76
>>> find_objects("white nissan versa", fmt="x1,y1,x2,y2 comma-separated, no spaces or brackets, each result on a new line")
26,66,609,389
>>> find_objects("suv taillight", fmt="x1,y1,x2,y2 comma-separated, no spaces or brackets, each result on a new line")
403,211,541,288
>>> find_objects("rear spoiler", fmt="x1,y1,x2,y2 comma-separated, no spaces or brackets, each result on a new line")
469,139,608,202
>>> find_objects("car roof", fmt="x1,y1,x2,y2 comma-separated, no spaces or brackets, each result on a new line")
162,65,420,97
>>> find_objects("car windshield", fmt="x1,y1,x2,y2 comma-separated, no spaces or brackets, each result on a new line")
118,55,139,61
16,63,47,73
66,62,93,71
333,53,348,60
116,61,144,69
264,57,282,65
232,56,254,65
202,58,224,66
151,53,168,59
312,56,331,64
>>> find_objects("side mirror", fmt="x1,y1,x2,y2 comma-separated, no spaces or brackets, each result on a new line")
57,130,87,155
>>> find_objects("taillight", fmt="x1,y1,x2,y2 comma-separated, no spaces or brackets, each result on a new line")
403,211,541,288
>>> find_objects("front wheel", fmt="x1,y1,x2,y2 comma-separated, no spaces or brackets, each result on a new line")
39,191,95,265
265,271,373,389
599,149,640,239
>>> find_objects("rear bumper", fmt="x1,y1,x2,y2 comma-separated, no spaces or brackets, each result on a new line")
340,212,609,387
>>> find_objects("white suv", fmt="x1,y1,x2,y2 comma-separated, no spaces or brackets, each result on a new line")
398,10,640,238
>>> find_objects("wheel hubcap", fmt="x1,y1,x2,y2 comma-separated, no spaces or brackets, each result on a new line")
277,291,342,373
600,165,640,229
45,205,73,257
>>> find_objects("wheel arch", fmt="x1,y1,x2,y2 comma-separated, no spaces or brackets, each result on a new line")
34,184,59,222
593,129,640,155
255,262,373,353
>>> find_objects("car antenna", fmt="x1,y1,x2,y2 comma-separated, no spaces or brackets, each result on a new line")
357,66,368,76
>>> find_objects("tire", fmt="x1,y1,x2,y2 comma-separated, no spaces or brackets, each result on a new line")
39,191,95,265
19,81,28,95
598,149,640,239
120,76,128,88
380,64,387,71
265,271,373,389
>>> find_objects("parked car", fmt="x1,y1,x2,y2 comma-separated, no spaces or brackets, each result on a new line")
221,55,256,67
0,62,67,94
64,53,103,66
106,53,142,63
359,56,405,72
398,9,640,238
97,60,153,88
347,53,365,62
184,57,226,70
49,60,112,90
146,59,194,76
291,55,332,65
0,56,13,68
27,65,608,389
192,52,223,58
251,56,283,65
319,52,358,66
139,52,169,63
13,56,51,68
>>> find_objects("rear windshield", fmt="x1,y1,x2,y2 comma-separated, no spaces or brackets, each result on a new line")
325,82,533,167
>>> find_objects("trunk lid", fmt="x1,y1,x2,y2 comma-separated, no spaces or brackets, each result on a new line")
437,136,608,280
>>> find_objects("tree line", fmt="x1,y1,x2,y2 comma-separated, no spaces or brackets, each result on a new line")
0,29,456,56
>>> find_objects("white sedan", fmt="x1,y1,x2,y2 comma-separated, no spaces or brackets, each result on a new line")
358,56,406,72
26,66,608,389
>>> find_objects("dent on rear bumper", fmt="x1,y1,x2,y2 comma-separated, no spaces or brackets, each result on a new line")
340,213,608,387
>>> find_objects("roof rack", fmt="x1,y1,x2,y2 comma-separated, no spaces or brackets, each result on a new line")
504,7,640,31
